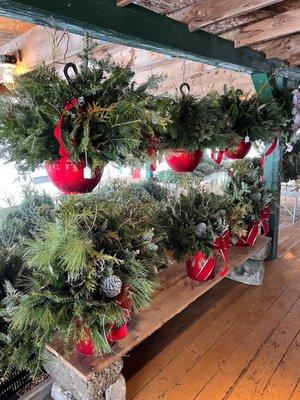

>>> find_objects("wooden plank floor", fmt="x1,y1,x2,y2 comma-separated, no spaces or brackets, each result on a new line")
124,222,300,400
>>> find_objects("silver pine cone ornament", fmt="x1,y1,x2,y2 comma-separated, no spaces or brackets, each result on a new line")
251,192,262,202
100,275,123,298
195,222,208,238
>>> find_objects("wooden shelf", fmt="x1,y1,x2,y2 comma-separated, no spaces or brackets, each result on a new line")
46,236,271,381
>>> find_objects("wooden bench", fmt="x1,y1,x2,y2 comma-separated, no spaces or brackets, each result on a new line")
45,236,271,398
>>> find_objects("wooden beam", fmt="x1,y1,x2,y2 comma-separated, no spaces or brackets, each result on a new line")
254,34,300,60
289,55,300,66
1,1,300,81
168,0,284,32
205,0,298,35
116,0,133,7
228,7,300,48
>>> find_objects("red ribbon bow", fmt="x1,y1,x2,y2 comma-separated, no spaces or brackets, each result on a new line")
211,149,224,165
213,229,231,277
116,286,132,319
260,136,278,167
54,98,78,158
239,206,271,247
186,251,217,282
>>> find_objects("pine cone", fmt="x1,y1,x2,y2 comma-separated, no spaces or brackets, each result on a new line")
100,275,122,298
195,222,208,238
251,192,262,202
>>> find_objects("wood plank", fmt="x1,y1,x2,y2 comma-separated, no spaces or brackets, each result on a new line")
124,278,238,381
254,34,300,60
160,258,300,400
116,0,133,6
205,0,299,35
1,1,300,81
46,237,271,381
290,380,300,400
205,298,300,400
247,332,300,400
127,232,300,399
168,0,284,32
227,8,300,48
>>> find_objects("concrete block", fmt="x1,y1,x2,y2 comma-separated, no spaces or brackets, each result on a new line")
43,349,123,400
227,259,265,286
105,374,126,400
250,243,270,260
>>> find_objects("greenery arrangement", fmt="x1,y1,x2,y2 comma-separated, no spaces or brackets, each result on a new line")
157,87,235,153
0,189,165,374
219,87,288,144
165,189,228,261
0,187,55,297
0,38,164,172
224,159,273,240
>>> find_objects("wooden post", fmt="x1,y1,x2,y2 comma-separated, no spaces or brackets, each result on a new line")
251,72,283,259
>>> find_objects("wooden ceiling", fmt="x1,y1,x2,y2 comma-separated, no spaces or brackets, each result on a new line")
118,0,300,66
0,16,34,47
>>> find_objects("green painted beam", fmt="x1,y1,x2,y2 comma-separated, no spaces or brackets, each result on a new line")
1,0,300,80
252,72,283,259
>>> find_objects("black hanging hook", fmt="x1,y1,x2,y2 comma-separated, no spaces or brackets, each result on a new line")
64,62,78,85
179,82,191,96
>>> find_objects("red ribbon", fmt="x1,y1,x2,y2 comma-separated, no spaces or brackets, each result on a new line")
54,98,78,158
147,136,159,172
238,206,271,247
211,150,224,165
260,136,278,167
213,229,231,277
116,286,132,319
186,251,217,282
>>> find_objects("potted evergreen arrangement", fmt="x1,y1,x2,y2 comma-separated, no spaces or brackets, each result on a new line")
158,84,231,172
165,190,230,282
0,189,166,373
212,87,286,163
224,159,273,246
0,39,163,194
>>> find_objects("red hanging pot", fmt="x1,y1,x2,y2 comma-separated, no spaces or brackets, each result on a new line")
46,96,102,194
45,158,102,194
107,322,128,343
166,149,203,172
224,141,251,160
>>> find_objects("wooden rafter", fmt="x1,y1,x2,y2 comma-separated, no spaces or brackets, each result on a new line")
168,0,284,32
207,0,299,36
1,0,300,80
116,0,133,6
254,34,300,60
227,7,300,47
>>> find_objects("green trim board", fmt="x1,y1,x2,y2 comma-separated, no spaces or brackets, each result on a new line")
1,0,300,80
251,72,282,259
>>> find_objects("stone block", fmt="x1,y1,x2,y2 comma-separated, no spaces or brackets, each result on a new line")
51,383,74,400
250,243,270,260
105,375,126,400
227,259,265,286
43,349,123,400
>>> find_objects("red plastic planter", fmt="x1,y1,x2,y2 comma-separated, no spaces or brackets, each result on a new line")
224,141,251,160
165,149,203,172
45,158,102,194
75,338,95,356
107,323,128,342
186,251,217,282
